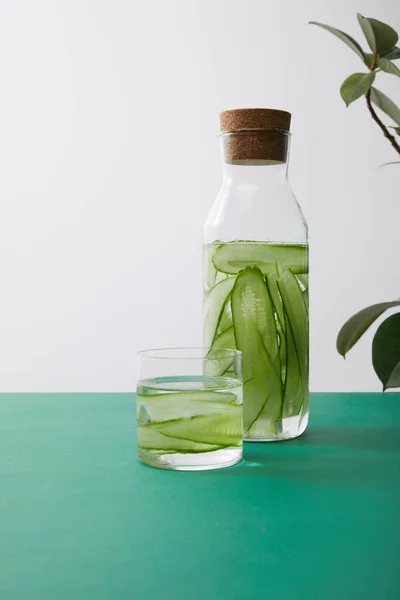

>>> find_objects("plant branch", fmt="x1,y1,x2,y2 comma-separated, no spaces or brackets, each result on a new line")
365,89,400,154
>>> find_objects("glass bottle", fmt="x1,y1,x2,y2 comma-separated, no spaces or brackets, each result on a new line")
203,108,309,441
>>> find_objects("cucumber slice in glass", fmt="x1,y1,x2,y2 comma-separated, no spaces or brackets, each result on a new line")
213,243,308,276
140,396,239,423
137,388,237,402
138,426,221,453
154,409,242,446
231,266,282,434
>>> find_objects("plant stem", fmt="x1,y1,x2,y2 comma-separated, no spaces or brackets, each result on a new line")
365,89,400,155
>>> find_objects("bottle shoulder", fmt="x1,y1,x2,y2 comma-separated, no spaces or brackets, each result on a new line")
204,180,307,244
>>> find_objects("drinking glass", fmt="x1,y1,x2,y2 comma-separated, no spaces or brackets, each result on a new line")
136,347,243,471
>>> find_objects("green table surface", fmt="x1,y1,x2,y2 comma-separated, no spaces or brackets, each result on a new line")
1,393,400,600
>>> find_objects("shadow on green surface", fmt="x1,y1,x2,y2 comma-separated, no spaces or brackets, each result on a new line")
203,426,400,488
236,454,399,487
291,426,400,452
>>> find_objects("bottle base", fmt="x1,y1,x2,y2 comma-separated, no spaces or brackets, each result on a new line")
244,410,309,442
138,446,243,471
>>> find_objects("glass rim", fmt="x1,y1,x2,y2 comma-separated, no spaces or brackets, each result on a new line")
137,347,242,360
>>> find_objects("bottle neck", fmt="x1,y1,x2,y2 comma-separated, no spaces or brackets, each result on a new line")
222,160,288,186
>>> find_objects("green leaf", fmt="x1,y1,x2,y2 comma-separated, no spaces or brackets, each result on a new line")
340,72,375,106
357,14,377,54
363,53,375,68
372,314,400,391
337,301,400,357
378,57,400,77
367,18,398,53
383,46,400,60
389,126,400,136
357,14,398,55
309,21,365,61
370,87,400,126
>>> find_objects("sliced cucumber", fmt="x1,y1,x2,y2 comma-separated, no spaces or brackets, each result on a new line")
213,243,309,276
137,389,236,403
148,397,239,421
266,272,287,386
282,309,303,417
266,272,285,329
297,273,309,291
203,244,217,292
138,392,238,423
203,277,236,347
204,327,236,377
154,409,242,446
138,426,221,453
276,269,309,413
231,266,282,433
218,301,233,334
212,326,235,350
303,288,309,310
276,270,308,372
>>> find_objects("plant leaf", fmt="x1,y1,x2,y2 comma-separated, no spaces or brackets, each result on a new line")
309,21,365,61
340,72,375,106
389,126,400,136
382,46,400,60
378,57,400,77
357,14,398,55
370,87,400,126
364,53,375,68
367,18,398,53
372,314,400,390
337,301,400,357
357,14,376,53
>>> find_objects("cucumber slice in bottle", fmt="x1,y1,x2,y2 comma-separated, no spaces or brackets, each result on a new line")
266,272,287,386
213,243,308,276
277,270,308,372
231,266,282,434
203,244,217,292
266,272,285,329
204,277,236,347
217,301,233,334
154,409,242,446
205,327,236,376
138,426,221,453
303,288,309,310
282,310,303,417
212,326,235,350
297,273,309,291
276,269,309,414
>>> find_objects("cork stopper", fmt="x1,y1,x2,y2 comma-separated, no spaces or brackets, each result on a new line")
220,108,291,164
220,108,291,133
